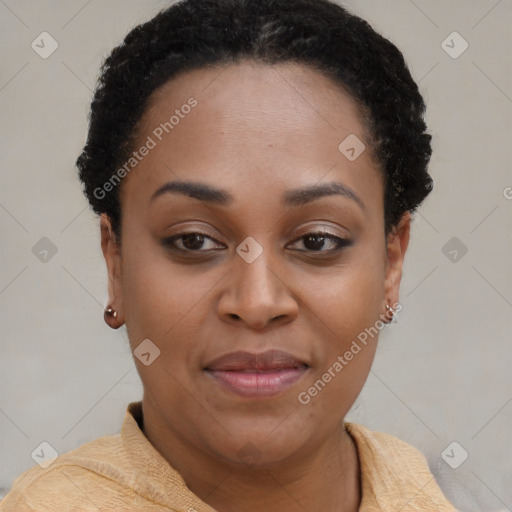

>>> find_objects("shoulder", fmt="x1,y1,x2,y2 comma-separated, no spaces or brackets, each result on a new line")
0,433,128,511
346,421,432,467
345,422,460,511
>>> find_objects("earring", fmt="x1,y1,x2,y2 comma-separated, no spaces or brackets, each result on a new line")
104,306,122,329
385,304,398,325
105,306,117,319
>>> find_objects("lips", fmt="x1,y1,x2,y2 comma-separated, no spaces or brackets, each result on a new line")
204,349,309,397
205,349,308,372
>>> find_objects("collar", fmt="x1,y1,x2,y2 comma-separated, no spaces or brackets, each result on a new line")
121,401,453,511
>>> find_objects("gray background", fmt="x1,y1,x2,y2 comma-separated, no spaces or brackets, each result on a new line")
0,1,511,511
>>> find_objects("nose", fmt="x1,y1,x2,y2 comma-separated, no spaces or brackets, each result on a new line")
217,246,299,330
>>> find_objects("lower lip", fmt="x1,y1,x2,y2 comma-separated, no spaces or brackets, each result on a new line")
205,367,308,397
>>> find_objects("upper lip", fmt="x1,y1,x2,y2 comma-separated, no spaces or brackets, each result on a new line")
204,349,309,372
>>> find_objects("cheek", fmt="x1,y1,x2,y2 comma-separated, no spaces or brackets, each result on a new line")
120,240,221,366
296,274,382,415
295,251,385,399
121,256,181,342
301,256,386,338
120,254,205,399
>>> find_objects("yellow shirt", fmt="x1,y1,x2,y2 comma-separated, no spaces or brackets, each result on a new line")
0,401,458,511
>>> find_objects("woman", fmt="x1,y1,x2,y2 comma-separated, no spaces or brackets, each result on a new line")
0,0,459,510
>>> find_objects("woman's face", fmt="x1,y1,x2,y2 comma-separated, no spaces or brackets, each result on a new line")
102,61,409,467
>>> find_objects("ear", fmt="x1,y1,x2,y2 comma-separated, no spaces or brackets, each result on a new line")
383,211,411,316
100,213,125,327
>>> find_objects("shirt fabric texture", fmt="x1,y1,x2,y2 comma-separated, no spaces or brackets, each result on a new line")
0,401,459,511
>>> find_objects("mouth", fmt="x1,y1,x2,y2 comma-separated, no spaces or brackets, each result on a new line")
204,349,309,398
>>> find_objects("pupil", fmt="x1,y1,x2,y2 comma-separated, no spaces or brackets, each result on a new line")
183,234,204,250
305,234,325,251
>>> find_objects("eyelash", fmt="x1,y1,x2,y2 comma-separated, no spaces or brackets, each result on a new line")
161,231,351,256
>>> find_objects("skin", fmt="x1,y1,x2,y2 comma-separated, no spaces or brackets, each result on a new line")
100,61,410,512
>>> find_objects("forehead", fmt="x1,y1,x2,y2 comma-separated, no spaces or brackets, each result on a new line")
139,60,371,145
120,61,383,216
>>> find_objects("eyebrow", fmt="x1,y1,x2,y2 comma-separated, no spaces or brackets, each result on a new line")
150,180,366,211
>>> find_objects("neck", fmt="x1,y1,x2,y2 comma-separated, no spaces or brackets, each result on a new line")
141,403,361,512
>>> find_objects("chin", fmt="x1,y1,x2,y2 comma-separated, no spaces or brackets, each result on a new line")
203,417,311,469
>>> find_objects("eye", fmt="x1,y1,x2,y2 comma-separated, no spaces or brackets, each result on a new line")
161,232,226,253
161,230,352,256
287,231,352,254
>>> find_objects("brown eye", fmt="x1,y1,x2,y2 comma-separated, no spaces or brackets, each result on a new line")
162,232,226,252
288,232,352,254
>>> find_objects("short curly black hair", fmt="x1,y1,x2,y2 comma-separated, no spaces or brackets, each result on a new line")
76,0,432,240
